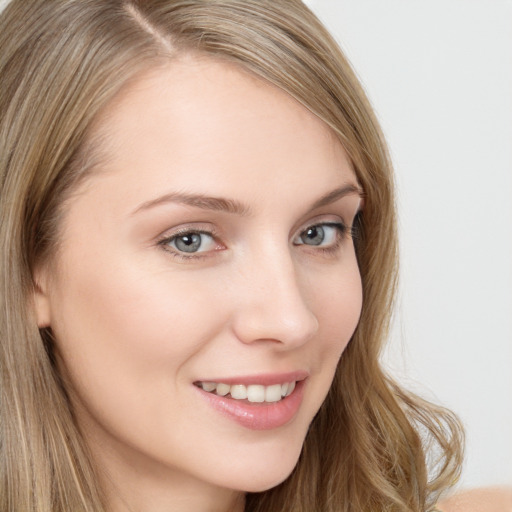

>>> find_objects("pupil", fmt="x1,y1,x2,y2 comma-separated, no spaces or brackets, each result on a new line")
176,233,201,252
304,226,324,245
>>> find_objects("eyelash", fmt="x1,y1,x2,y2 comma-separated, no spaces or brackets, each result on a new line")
157,220,356,262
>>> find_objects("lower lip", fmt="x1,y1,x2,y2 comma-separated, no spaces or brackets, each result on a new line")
196,380,305,430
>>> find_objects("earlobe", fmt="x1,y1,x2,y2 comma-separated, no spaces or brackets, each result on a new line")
32,275,52,328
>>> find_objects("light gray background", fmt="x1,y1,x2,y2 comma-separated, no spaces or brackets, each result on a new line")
305,0,512,489
1,0,511,491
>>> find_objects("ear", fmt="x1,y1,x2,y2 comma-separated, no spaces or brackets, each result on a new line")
32,269,52,328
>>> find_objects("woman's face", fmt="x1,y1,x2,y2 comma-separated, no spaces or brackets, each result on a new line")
35,56,363,504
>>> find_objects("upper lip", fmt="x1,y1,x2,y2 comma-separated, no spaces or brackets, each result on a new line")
194,370,309,387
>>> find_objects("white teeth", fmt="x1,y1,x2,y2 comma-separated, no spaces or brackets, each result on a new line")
265,384,282,402
230,384,247,400
199,380,297,402
216,383,230,396
247,385,265,402
202,382,217,392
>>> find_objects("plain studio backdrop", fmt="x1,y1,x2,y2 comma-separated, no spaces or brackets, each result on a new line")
1,0,511,491
305,0,512,490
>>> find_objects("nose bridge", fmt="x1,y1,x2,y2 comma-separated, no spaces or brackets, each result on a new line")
231,239,319,347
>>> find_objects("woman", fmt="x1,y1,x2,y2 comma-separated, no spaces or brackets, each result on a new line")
0,1,464,511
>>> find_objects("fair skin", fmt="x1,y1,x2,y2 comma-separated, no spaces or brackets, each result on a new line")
439,488,512,512
34,56,363,512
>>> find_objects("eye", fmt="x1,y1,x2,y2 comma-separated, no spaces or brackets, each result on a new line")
293,222,346,247
160,230,218,254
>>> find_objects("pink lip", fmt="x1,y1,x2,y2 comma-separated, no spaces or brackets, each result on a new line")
195,375,307,431
195,370,309,387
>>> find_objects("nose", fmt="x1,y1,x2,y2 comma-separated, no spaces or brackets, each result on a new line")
230,247,319,349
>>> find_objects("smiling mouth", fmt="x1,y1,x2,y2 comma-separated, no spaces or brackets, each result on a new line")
194,381,296,403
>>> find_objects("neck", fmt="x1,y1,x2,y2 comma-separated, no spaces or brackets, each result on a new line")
107,483,245,512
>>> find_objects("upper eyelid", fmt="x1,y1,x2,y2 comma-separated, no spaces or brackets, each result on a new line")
156,223,220,242
156,215,352,243
294,215,349,237
296,221,346,235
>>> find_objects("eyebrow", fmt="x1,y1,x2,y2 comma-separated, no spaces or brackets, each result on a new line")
309,183,363,210
132,192,251,216
132,183,362,217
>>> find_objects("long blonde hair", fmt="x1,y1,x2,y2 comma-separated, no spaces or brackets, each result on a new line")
0,1,463,511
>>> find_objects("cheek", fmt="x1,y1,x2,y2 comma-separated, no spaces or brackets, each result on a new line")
309,260,363,371
47,252,233,425
47,257,235,452
50,262,226,374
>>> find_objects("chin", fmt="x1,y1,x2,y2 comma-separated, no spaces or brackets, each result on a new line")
221,442,304,494
235,468,296,494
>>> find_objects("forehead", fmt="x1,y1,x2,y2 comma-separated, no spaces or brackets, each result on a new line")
76,55,357,214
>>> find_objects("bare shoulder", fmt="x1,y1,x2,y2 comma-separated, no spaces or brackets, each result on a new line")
437,487,512,512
